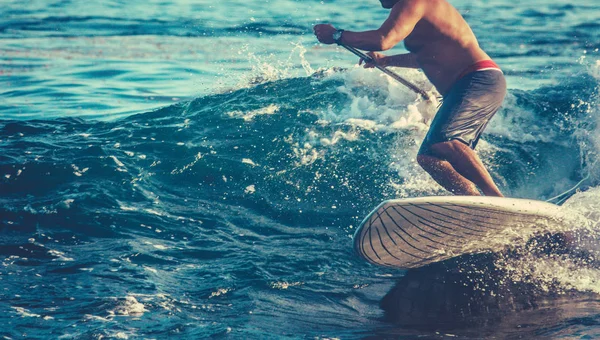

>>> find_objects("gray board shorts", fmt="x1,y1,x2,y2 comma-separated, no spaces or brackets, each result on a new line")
419,69,507,155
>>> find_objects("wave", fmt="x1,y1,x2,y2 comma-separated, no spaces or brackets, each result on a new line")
1,61,600,307
2,63,598,207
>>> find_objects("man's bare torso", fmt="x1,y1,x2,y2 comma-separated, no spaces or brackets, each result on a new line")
402,0,491,95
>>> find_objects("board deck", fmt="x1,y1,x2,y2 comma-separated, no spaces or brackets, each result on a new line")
353,196,566,269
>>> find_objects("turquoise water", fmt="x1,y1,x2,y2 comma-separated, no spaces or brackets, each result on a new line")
2,0,600,338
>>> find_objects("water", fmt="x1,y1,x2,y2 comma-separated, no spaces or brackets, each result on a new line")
1,0,600,338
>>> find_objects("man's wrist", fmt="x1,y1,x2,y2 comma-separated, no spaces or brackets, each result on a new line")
378,55,388,67
332,29,345,44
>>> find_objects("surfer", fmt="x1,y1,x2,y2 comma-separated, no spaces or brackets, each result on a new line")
314,0,506,197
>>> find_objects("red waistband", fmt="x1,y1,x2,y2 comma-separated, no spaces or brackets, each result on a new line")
457,60,502,80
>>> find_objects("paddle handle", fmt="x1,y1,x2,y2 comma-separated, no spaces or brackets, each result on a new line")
340,44,431,101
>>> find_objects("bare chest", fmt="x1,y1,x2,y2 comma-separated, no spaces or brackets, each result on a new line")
403,21,440,53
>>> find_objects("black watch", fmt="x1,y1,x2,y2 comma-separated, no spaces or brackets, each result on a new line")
332,29,344,44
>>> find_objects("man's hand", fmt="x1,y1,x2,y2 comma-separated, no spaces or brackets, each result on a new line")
313,24,337,44
359,51,388,68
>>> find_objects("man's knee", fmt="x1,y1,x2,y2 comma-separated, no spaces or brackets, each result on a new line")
416,154,428,167
416,153,439,172
417,139,468,169
417,140,455,160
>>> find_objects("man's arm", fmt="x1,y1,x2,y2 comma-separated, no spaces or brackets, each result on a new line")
315,0,425,51
383,53,420,68
360,51,419,68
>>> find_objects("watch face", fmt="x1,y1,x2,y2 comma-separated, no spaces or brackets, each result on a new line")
333,30,342,42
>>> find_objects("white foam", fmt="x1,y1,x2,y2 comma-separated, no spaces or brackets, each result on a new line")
48,249,74,262
242,158,257,166
270,281,303,290
11,306,41,318
151,244,168,250
491,188,600,294
170,152,203,174
58,199,75,209
118,201,138,212
578,59,600,182
84,314,111,322
319,130,359,146
71,164,89,177
486,93,561,144
209,288,231,298
562,187,600,231
326,66,436,129
110,296,147,317
226,104,279,121
109,155,127,172
228,41,318,91
291,142,321,166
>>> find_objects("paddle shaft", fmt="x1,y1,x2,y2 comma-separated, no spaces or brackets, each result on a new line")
340,44,431,101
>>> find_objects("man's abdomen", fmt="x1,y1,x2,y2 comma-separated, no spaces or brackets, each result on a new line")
417,44,492,95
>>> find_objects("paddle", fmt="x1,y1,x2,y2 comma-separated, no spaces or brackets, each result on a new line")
339,43,431,101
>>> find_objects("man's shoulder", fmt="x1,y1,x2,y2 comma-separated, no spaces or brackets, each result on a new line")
393,0,454,18
393,0,430,12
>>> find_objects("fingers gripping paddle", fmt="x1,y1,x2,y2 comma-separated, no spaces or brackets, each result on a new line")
340,44,431,101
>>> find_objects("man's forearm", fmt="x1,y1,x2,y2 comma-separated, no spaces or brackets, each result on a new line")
338,30,419,68
339,30,391,51
384,53,420,69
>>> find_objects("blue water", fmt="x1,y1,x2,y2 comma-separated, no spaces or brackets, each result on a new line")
2,0,600,338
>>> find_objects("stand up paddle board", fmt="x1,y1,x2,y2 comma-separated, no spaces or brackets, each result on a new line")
353,196,566,269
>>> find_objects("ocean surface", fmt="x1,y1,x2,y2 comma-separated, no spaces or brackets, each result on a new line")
2,0,600,338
